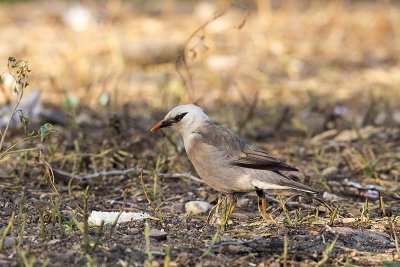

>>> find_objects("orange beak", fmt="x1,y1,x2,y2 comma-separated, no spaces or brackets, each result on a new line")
150,120,164,132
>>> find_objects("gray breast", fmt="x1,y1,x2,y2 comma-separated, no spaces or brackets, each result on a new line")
184,131,253,193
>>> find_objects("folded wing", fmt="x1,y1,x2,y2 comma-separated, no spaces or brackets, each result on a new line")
197,122,318,194
233,145,299,172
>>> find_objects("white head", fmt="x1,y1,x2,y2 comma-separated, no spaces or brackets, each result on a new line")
150,104,210,134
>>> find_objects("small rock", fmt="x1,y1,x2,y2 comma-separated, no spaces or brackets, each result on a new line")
360,190,379,199
323,191,344,202
321,166,338,177
185,201,212,215
4,237,14,248
0,90,42,129
88,211,150,226
237,197,250,208
149,229,167,241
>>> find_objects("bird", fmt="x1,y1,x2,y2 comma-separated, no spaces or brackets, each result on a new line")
151,104,319,225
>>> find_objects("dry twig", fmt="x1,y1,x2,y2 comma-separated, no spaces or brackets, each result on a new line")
52,167,203,183
176,11,224,101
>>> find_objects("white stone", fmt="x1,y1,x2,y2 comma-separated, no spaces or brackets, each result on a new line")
88,211,150,226
185,201,212,215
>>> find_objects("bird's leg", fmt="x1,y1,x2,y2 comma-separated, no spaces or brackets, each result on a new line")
256,189,268,221
220,195,228,230
227,195,237,220
206,194,236,229
226,194,237,222
206,196,223,224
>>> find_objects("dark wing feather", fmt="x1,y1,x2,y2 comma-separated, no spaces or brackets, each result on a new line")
197,122,298,172
234,145,299,172
195,122,318,193
196,122,247,154
273,170,318,194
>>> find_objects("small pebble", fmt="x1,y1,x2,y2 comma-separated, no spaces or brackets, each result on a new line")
185,201,212,215
237,197,249,208
4,237,14,248
322,191,344,201
149,229,167,241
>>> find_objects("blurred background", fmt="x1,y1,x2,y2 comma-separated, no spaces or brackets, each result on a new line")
1,0,399,137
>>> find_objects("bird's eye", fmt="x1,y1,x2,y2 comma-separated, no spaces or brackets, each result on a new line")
174,112,188,122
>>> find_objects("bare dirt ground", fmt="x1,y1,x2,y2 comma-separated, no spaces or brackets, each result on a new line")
0,1,399,266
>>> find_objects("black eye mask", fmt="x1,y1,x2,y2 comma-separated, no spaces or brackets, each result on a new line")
158,112,188,129
174,112,188,123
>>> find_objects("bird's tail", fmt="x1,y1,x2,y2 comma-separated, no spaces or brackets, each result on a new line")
278,177,319,194
309,194,335,213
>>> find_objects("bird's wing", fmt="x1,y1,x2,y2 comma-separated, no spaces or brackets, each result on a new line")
196,122,318,194
195,121,246,155
197,122,298,172
234,145,299,172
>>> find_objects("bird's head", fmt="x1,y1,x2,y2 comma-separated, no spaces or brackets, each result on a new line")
150,104,210,133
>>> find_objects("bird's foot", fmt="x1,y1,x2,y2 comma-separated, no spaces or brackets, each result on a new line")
206,196,224,224
206,195,236,230
220,195,229,230
257,195,277,224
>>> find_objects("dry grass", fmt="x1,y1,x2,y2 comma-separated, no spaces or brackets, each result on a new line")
0,1,399,111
